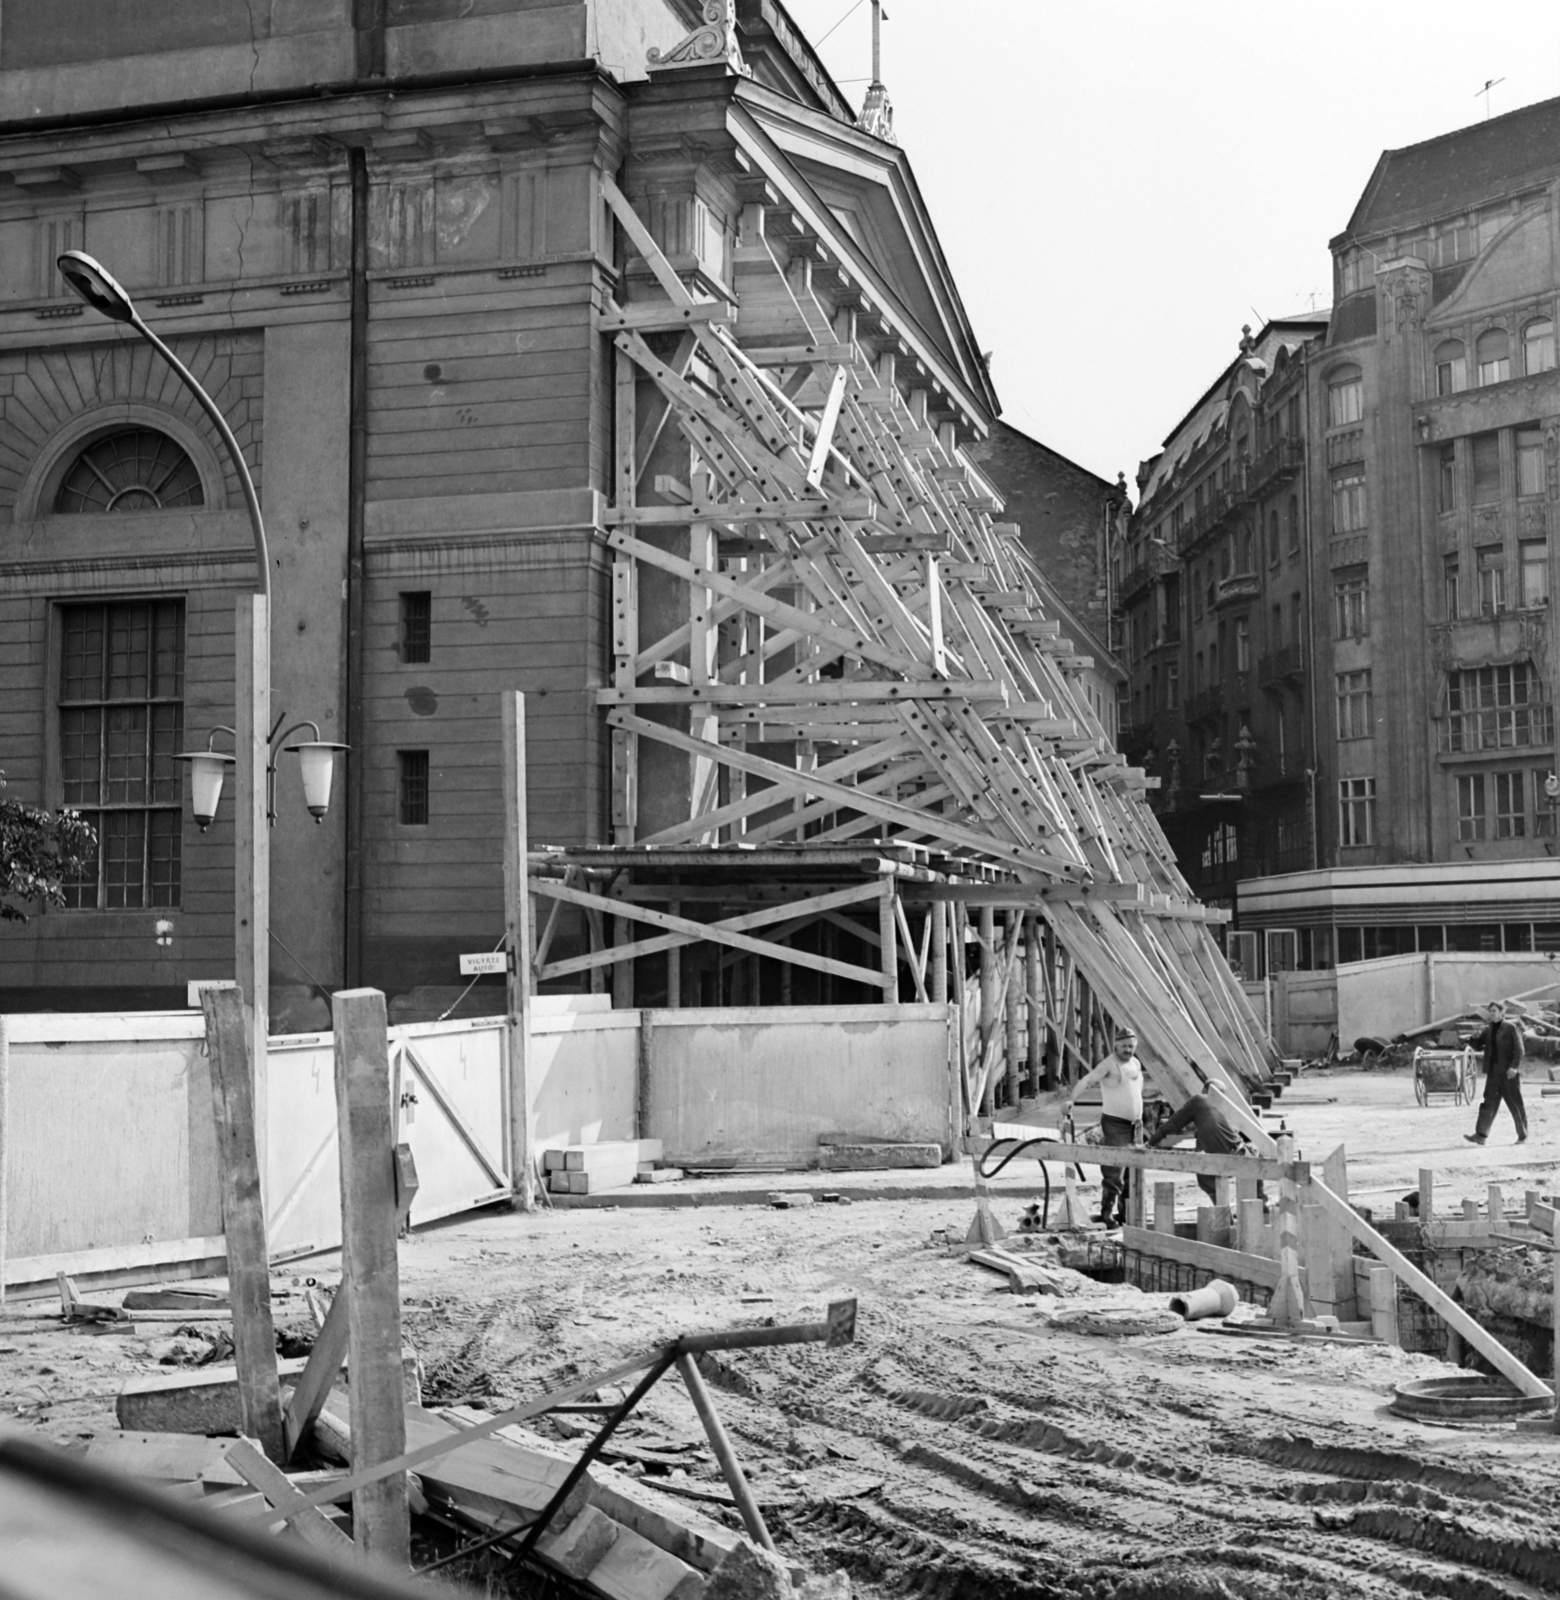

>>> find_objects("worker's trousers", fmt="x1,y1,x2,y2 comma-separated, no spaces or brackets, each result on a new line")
1098,1114,1137,1219
1473,1070,1528,1141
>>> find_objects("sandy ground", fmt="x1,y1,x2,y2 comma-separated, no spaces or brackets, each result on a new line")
6,1065,1560,1598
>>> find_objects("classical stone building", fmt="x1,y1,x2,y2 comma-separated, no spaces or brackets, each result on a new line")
0,0,1004,1021
1120,316,1327,926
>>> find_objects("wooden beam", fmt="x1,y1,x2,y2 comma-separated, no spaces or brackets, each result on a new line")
226,1437,355,1555
597,301,729,332
807,366,849,489
200,986,284,1463
1121,1225,1285,1291
1018,1140,1284,1181
604,496,875,526
596,679,1011,707
1310,1175,1552,1399
502,693,535,1210
332,987,409,1563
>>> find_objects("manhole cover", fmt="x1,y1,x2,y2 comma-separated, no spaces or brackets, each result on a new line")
1389,1376,1553,1421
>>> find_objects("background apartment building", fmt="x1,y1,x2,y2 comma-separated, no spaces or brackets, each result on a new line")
1131,97,1560,970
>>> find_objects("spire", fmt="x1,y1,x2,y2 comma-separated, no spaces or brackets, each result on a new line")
860,0,896,144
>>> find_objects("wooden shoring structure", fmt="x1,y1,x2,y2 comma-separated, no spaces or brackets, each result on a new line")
545,175,1280,1109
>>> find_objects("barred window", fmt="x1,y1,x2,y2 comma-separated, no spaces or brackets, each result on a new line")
59,599,184,909
400,591,431,664
398,750,430,825
1444,662,1553,752
54,429,203,514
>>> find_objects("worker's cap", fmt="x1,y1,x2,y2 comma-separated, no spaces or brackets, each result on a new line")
1113,1027,1138,1043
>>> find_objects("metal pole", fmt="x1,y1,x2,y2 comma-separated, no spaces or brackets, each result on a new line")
675,1353,775,1550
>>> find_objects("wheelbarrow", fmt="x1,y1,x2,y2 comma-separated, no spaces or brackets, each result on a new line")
1412,1045,1475,1106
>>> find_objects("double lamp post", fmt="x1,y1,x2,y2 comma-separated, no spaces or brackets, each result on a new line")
57,250,347,1092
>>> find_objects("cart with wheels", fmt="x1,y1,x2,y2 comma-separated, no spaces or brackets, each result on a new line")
1412,1045,1475,1106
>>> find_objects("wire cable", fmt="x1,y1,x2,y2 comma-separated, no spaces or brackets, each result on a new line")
816,0,865,47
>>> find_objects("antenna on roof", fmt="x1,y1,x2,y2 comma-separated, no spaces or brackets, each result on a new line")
1476,77,1505,119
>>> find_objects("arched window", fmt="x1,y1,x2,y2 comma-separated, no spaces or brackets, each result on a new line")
1434,339,1466,395
1326,365,1362,427
1523,318,1555,375
1476,327,1511,386
53,429,204,514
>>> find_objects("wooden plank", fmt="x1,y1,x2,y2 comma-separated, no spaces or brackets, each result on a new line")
200,986,284,1464
1310,1176,1551,1398
1022,1140,1283,1181
503,692,535,1209
332,987,409,1563
595,681,1011,708
1121,1225,1284,1290
597,302,728,332
226,1437,355,1555
604,496,874,526
284,1278,351,1463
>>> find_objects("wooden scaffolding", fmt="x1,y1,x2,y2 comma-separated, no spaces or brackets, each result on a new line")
528,176,1280,1113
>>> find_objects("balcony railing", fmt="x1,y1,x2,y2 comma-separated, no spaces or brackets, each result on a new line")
1437,702,1555,754
1215,571,1260,608
1178,483,1237,554
1258,643,1304,685
1244,437,1305,499
1185,686,1225,723
1119,559,1154,604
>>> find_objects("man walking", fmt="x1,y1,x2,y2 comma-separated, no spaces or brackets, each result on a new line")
1465,1000,1528,1146
1065,1027,1144,1228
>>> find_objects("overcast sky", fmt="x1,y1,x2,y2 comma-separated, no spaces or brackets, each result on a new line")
779,0,1560,490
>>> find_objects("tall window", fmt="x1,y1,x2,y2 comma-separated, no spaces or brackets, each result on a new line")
1445,662,1552,752
1537,768,1557,837
1521,539,1549,608
1336,670,1373,740
1194,650,1204,691
398,751,430,825
1271,601,1284,647
1163,573,1181,642
1495,770,1526,839
1476,327,1511,386
1267,510,1280,566
1331,467,1367,533
53,429,204,513
1334,573,1369,638
1166,663,1180,709
1435,340,1467,396
1286,494,1300,554
59,600,184,909
1471,432,1501,504
399,591,431,663
1477,545,1505,615
1524,318,1556,375
1327,367,1363,427
1457,773,1486,841
1517,427,1545,497
1339,777,1376,847
1444,555,1460,620
1235,617,1250,673
1437,444,1457,512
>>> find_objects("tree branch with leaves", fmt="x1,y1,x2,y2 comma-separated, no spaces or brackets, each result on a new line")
1,771,96,923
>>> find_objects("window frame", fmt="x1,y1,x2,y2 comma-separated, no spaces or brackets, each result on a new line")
1334,573,1369,639
1335,669,1373,741
397,749,431,826
1338,777,1376,848
1331,467,1367,534
1520,538,1549,609
1327,368,1363,428
1476,327,1511,386
1523,317,1555,376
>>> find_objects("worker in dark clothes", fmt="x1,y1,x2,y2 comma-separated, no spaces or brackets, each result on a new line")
1148,1090,1258,1203
1465,1000,1528,1145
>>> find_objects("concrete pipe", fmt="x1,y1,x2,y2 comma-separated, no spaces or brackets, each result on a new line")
1169,1279,1239,1321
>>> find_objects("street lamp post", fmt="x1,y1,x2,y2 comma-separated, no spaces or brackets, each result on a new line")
58,250,273,1140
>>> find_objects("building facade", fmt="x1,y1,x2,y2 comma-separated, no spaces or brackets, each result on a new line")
1120,316,1327,931
0,0,1007,1022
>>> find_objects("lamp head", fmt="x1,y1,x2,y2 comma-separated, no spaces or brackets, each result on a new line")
57,250,137,323
174,748,235,830
282,740,349,822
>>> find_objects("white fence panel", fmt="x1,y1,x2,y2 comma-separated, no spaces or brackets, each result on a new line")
531,1008,639,1155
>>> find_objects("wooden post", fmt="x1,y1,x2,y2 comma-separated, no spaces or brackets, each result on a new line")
332,986,409,1565
1024,915,1042,1097
1321,1145,1356,1320
1419,1167,1434,1223
1370,1265,1399,1346
1268,1134,1307,1325
879,879,898,1005
1487,1182,1504,1224
1153,1181,1176,1234
502,693,535,1212
200,986,284,1463
1237,1197,1266,1256
0,1015,9,1307
978,905,997,1115
234,592,270,1197
637,1011,654,1142
667,900,681,1008
1004,913,1022,1107
930,899,948,1004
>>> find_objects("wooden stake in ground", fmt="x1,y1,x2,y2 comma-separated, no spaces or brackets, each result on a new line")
332,986,409,1564
200,985,284,1462
1266,1134,1307,1326
502,691,536,1211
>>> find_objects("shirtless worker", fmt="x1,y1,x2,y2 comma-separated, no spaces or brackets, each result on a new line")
1064,1027,1143,1229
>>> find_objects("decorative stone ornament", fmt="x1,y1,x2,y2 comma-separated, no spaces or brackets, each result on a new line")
647,0,747,76
860,81,895,144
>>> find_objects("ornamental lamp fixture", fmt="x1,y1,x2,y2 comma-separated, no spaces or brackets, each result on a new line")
174,728,237,832
56,249,137,324
280,725,350,823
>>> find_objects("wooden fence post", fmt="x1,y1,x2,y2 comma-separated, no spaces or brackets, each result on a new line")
200,986,284,1462
930,899,948,1004
878,879,898,1005
332,986,409,1564
502,692,535,1212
